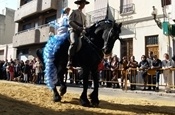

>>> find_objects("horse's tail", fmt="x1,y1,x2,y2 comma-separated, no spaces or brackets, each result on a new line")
42,34,69,90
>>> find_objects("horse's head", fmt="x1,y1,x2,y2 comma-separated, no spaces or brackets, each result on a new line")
92,20,122,55
102,21,122,54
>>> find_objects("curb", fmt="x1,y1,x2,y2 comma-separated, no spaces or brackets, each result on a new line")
101,87,175,97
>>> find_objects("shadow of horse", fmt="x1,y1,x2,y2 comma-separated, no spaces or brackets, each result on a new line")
63,97,175,114
0,94,110,115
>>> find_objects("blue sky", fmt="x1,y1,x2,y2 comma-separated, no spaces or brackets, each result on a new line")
0,0,18,14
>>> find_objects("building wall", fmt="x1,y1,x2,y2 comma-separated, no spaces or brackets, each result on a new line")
4,8,15,44
172,0,175,20
0,44,16,61
94,0,108,10
0,8,15,45
0,45,6,60
0,15,5,44
67,0,94,13
110,0,163,21
109,0,175,61
13,0,175,62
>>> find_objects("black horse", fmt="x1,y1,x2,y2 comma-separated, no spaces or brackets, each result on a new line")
37,19,122,107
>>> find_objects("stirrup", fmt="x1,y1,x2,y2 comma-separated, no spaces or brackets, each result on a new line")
67,61,73,69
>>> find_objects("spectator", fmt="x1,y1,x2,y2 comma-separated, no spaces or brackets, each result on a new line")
5,63,10,81
138,55,149,90
34,58,43,84
147,51,154,90
162,53,174,93
104,56,112,87
9,62,15,81
0,61,3,79
111,55,120,88
3,59,8,80
14,59,21,78
119,56,128,89
22,61,30,83
151,55,162,92
98,59,105,81
127,56,138,90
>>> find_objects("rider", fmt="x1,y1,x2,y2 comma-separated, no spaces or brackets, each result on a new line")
43,7,71,89
67,0,90,69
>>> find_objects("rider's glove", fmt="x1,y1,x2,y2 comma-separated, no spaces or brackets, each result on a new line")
77,27,83,32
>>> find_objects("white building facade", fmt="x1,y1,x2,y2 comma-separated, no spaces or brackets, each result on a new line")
13,0,175,61
84,0,175,61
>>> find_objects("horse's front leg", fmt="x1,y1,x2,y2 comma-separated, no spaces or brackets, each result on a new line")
57,64,67,96
80,67,90,107
52,86,61,102
89,68,99,107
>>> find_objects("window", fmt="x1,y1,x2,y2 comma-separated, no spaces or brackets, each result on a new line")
45,15,56,24
145,35,158,45
17,49,29,55
24,0,32,4
120,38,133,60
22,23,32,30
145,35,159,58
161,0,171,7
120,0,135,14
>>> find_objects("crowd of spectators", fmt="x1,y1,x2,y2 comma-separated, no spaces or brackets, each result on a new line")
0,57,44,84
0,51,175,93
96,51,175,93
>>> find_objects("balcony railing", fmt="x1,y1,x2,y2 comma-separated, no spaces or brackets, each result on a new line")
41,0,58,11
14,0,58,22
86,6,116,26
14,0,40,22
120,3,135,15
13,24,53,47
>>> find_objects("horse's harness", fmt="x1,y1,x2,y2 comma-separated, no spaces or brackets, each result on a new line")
83,35,103,60
82,21,115,60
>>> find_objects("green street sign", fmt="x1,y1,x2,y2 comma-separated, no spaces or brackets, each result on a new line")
162,21,175,36
163,21,169,35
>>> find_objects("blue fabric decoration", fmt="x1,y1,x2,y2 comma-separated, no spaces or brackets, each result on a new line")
43,14,69,90
43,33,69,90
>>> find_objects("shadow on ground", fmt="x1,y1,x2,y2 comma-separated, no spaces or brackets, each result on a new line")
64,98,175,115
0,93,175,115
0,94,112,115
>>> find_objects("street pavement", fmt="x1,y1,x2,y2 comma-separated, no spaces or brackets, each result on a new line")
66,85,175,102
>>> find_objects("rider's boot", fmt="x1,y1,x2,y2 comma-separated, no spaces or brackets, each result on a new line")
67,56,73,69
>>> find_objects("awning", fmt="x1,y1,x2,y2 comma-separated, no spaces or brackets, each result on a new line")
120,27,135,39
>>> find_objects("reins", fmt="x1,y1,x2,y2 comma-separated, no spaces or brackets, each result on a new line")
83,35,103,60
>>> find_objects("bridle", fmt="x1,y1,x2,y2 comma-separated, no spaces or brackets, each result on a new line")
83,21,119,59
103,27,113,49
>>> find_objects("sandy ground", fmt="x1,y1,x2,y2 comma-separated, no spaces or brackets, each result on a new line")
0,81,175,115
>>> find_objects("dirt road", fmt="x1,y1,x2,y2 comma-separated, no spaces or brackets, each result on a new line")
0,81,175,115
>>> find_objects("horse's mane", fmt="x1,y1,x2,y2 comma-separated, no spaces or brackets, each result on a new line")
90,19,113,29
86,19,113,37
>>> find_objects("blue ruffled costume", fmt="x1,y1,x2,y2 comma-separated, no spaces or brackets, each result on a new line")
43,14,69,89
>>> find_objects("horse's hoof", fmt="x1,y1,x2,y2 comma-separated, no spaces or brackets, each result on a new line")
91,100,100,107
59,85,67,96
89,92,100,107
53,94,61,102
80,97,91,107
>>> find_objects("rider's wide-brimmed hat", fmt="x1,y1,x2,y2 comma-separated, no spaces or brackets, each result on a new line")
74,0,90,5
